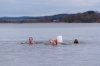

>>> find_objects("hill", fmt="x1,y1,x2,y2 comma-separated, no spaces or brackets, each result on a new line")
0,10,100,23
0,14,69,20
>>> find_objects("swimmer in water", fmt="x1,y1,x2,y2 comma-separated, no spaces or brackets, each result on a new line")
73,39,79,44
49,38,58,45
49,39,53,43
28,37,34,44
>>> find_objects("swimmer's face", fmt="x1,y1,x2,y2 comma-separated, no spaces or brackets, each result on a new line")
29,37,33,42
53,40,57,45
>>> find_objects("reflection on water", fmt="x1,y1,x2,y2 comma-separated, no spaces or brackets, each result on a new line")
0,23,100,66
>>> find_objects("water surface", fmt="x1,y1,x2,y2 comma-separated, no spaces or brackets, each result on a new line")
0,23,100,66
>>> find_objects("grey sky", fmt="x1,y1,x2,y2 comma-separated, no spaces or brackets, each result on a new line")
0,0,100,17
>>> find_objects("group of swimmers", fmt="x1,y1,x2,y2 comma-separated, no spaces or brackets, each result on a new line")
27,37,79,45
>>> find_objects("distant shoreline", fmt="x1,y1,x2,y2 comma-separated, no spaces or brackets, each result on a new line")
0,22,99,23
0,10,100,23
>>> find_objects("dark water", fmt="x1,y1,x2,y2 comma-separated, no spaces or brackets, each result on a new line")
0,23,100,66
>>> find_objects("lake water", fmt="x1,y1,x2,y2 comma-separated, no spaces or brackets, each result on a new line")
0,23,100,66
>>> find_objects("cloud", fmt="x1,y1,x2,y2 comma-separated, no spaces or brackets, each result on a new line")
66,0,100,6
0,0,100,17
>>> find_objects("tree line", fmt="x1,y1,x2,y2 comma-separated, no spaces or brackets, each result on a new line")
59,11,100,23
0,10,100,23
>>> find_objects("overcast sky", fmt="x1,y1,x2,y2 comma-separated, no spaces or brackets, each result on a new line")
0,0,100,17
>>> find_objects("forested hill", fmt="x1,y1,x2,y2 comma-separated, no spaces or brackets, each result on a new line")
0,14,68,20
0,10,100,23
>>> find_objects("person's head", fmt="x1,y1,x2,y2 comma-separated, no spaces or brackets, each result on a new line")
55,38,58,43
74,39,79,44
49,39,53,43
53,40,57,45
29,37,33,43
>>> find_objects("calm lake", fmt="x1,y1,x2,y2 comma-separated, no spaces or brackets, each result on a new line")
0,23,100,66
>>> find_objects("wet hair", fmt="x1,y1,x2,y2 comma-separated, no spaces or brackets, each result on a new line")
74,39,79,44
29,37,33,40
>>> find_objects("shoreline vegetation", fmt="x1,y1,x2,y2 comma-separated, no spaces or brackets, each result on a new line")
0,10,100,23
